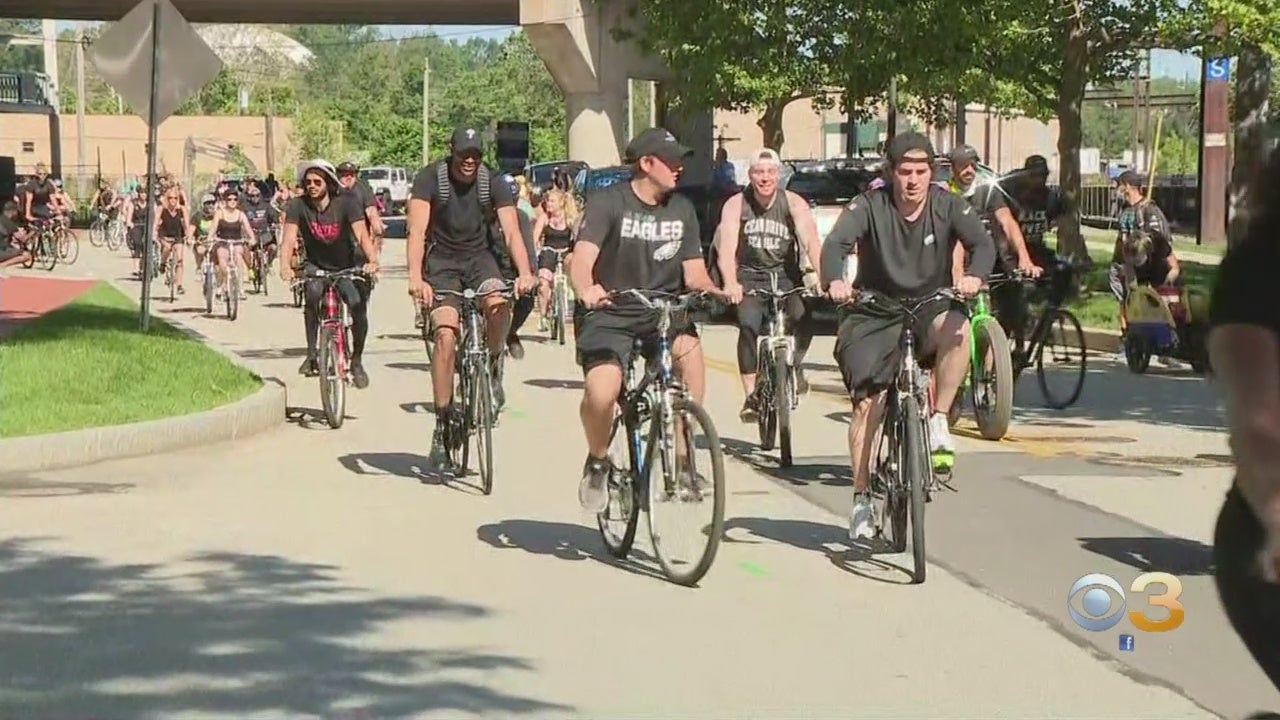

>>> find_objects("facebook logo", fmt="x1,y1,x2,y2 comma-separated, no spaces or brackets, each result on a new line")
1119,634,1135,652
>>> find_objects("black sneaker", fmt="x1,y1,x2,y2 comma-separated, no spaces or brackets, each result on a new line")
428,424,450,468
507,334,525,360
351,362,369,389
739,394,758,422
298,356,318,377
579,456,610,513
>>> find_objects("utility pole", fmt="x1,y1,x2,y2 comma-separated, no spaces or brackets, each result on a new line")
421,56,430,166
75,25,88,198
886,77,899,140
1199,55,1230,245
41,19,58,106
954,99,967,146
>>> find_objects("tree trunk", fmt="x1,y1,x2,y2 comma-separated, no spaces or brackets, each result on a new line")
1228,46,1271,247
1055,27,1091,266
757,98,788,151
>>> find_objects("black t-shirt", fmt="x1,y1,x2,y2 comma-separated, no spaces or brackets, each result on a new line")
1007,186,1065,247
410,162,514,256
242,199,279,232
820,185,995,297
576,181,702,314
1211,222,1279,334
285,194,365,271
24,178,55,209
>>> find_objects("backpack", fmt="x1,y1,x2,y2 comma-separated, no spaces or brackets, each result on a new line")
431,161,513,275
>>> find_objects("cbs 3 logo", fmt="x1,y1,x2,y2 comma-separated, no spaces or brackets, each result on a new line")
1067,572,1185,633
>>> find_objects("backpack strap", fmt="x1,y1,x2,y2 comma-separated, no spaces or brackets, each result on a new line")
477,165,493,219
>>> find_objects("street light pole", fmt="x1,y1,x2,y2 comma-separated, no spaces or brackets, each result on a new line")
75,25,89,198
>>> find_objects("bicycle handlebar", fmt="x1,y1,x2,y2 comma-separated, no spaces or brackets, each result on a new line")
746,286,807,299
433,280,516,301
608,288,707,311
847,287,959,315
292,267,370,289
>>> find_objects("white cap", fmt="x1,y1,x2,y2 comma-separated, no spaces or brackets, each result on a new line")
749,148,781,167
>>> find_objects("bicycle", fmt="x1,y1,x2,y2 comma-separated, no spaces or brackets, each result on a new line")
597,289,727,587
158,238,180,303
294,268,369,429
1008,262,1086,409
946,276,1015,441
543,247,572,345
46,216,79,265
746,272,807,467
88,212,110,247
434,282,516,495
249,236,271,297
852,287,960,585
20,220,58,271
200,239,243,320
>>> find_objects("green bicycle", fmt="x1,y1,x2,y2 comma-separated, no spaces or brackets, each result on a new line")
947,280,1014,441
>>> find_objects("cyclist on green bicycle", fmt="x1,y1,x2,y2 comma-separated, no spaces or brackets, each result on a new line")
821,132,994,540
716,147,823,421
572,127,725,513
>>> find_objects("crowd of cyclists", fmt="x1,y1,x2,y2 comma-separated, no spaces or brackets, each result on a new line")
6,125,1189,546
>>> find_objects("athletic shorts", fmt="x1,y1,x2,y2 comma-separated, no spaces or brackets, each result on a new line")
538,246,571,273
834,299,966,402
425,248,505,311
575,307,698,371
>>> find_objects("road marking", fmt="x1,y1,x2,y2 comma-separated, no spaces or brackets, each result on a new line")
738,560,769,576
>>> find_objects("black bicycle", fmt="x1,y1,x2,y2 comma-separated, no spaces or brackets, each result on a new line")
434,282,515,495
851,287,960,585
1008,261,1086,409
746,272,807,467
597,289,727,587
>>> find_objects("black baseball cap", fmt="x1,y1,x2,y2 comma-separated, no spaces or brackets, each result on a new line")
886,132,936,166
949,144,980,167
1116,170,1145,188
624,127,694,163
1024,155,1050,173
336,160,359,174
450,126,484,154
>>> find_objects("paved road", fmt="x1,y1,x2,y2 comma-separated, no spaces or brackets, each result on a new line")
2,238,1272,719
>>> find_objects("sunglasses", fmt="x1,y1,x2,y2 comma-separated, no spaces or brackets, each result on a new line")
224,196,238,202
304,178,326,187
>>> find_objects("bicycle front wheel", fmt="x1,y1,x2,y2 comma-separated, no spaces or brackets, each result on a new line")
57,230,79,265
554,282,568,346
900,393,929,584
318,326,346,429
227,273,240,321
971,318,1013,441
88,221,105,247
37,236,57,271
1035,308,1086,409
774,345,794,467
756,353,777,451
470,358,496,495
647,397,726,586
106,223,124,251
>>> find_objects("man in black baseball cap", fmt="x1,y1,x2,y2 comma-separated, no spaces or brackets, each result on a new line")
624,127,694,172
451,126,484,156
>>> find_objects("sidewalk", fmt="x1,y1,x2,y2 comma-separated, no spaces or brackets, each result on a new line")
0,241,1250,719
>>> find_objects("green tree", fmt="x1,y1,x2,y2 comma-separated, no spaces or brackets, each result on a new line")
0,19,43,75
622,0,834,150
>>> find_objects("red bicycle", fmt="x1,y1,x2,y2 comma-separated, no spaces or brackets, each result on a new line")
293,267,367,429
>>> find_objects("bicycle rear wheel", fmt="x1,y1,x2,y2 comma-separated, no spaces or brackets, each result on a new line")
1035,308,1086,409
318,326,347,429
900,393,929,584
470,358,496,495
971,318,1014,440
647,397,726,586
598,406,642,557
774,345,794,467
37,236,57,271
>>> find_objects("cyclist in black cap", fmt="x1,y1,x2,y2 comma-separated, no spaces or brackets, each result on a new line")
407,125,537,466
337,161,385,250
821,131,994,541
572,127,726,512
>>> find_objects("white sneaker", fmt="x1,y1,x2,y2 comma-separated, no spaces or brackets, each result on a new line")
849,493,874,541
928,413,955,454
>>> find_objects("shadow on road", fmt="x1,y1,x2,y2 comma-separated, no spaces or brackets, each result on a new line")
722,517,914,585
475,519,663,581
377,332,423,343
0,538,569,717
1077,535,1215,576
337,452,472,491
1017,362,1224,432
523,378,584,391
285,406,360,429
0,475,133,498
721,437,851,488
387,361,430,372
237,346,309,360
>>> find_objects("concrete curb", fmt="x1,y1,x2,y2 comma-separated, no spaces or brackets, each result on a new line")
0,379,286,474
0,276,289,475
1081,326,1121,354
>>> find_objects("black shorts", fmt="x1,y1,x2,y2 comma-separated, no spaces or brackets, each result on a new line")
425,248,505,311
834,299,966,402
0,247,23,263
538,246,571,273
575,307,698,371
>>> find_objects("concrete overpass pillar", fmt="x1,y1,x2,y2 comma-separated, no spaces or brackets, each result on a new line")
656,85,714,187
522,0,669,167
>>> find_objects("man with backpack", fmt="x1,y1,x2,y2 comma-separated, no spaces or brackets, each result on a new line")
715,148,824,421
406,126,537,466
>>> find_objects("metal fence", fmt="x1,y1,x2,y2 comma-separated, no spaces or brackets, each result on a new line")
1062,178,1200,233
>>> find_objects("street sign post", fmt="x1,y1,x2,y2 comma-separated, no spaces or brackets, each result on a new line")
1206,57,1231,82
89,0,222,331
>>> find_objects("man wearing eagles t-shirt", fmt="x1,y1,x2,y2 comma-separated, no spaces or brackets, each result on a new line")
572,127,725,513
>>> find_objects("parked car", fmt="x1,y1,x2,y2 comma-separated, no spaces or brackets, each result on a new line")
358,166,411,215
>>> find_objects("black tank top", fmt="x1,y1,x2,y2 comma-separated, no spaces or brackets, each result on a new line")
217,214,242,240
738,191,797,272
159,207,184,239
131,197,148,223
543,223,572,251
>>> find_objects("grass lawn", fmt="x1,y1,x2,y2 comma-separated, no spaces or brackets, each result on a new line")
0,282,261,438
1063,247,1218,331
